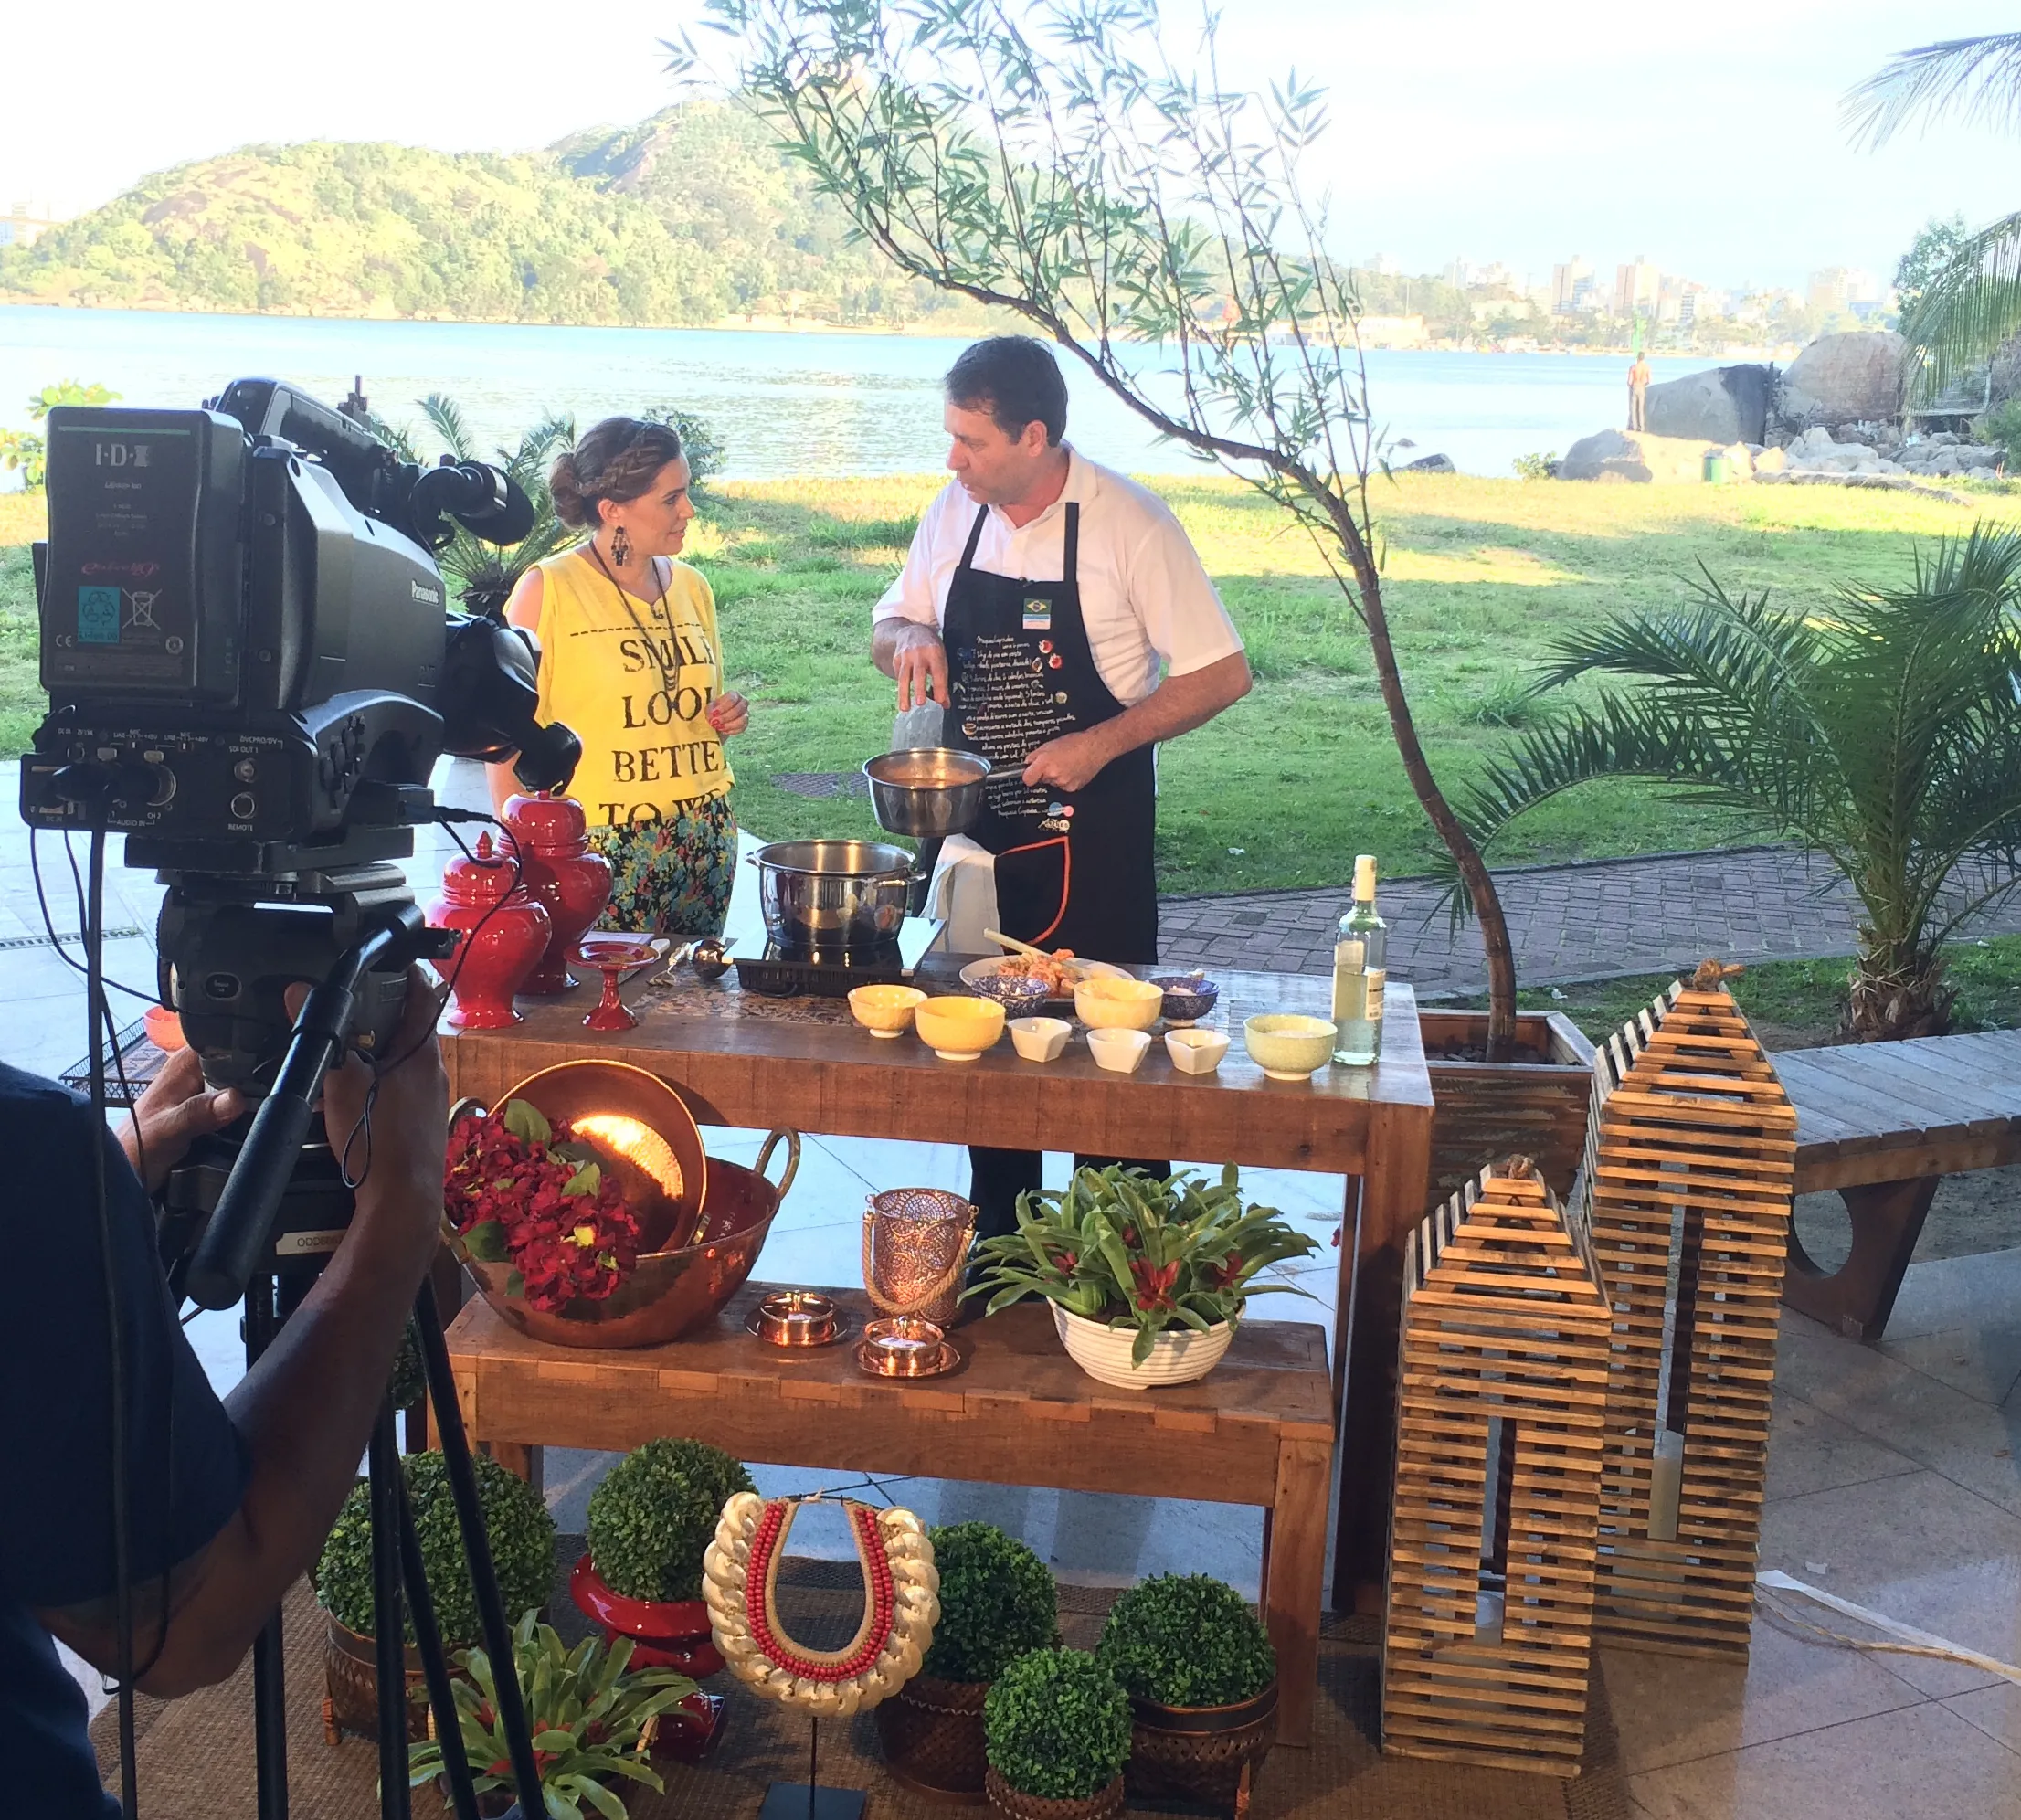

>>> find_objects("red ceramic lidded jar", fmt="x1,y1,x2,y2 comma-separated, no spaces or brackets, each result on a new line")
503,793,614,995
428,831,552,1029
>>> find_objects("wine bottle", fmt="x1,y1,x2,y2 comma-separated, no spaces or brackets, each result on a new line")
1331,854,1387,1067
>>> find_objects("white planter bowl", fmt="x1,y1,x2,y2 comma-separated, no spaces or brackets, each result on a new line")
1053,1305,1235,1388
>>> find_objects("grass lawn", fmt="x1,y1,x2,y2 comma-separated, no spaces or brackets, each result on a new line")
0,473,2004,894
1446,934,2021,1049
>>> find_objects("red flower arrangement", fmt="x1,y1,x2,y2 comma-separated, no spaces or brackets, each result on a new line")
445,1099,644,1312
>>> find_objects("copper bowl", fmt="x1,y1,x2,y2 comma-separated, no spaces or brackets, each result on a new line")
447,1059,799,1349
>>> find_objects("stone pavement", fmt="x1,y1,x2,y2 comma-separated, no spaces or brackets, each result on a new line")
1157,845,2021,996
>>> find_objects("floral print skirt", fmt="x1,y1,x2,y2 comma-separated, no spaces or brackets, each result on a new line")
587,795,737,939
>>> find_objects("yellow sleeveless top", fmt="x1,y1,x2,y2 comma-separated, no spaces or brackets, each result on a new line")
532,549,734,830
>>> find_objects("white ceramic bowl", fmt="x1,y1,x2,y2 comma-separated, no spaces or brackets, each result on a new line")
1053,1304,1235,1388
1243,1013,1337,1081
1086,1027,1152,1073
1009,1016,1073,1063
1164,1027,1231,1075
1074,974,1164,1032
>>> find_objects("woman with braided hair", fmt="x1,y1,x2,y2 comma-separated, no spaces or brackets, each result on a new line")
487,416,749,937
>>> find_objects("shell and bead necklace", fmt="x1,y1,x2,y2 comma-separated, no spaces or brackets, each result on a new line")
703,1492,939,1718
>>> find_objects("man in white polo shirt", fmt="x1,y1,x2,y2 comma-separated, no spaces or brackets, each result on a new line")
873,335,1252,1238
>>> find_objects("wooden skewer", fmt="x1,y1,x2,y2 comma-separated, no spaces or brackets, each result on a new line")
983,927,1053,962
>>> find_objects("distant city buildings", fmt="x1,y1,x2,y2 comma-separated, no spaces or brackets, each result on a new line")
1613,255,1660,317
0,200,62,248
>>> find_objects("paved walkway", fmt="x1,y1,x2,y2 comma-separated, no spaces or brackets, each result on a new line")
1157,845,2021,996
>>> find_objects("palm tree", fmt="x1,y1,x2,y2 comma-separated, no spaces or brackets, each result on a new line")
400,395,578,617
1846,33,2021,401
1449,527,2021,1042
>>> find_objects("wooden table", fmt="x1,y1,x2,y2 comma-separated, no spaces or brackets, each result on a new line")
1779,1030,2021,1339
441,957,1435,1609
445,1284,1338,1743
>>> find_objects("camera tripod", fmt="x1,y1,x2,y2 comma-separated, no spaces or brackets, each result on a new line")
152,889,545,1820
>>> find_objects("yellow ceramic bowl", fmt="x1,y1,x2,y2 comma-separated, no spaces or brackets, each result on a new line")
1243,1013,1338,1081
915,994,1007,1060
848,983,926,1038
1073,974,1164,1032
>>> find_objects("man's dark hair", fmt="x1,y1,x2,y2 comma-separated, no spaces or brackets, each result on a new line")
946,336,1069,446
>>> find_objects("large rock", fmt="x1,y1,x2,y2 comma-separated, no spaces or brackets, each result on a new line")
1779,332,1906,428
1400,451,1455,472
1645,364,1773,444
1560,428,1720,483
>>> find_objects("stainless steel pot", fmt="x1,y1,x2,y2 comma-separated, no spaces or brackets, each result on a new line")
862,747,992,838
749,839,918,950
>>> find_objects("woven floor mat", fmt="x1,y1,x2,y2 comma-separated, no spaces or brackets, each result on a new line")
92,1550,1630,1818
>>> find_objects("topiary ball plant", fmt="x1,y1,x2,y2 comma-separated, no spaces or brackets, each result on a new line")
586,1438,756,1603
920,1522,1058,1685
1097,1574,1276,1709
314,1451,555,1646
983,1648,1130,1802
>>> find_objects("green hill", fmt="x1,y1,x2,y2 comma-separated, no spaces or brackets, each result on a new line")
0,101,989,329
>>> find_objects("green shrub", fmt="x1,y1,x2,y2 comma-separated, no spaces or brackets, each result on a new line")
920,1523,1058,1684
314,1451,555,1645
586,1439,755,1603
983,1648,1131,1802
1978,399,2021,465
1098,1574,1275,1708
1511,450,1559,481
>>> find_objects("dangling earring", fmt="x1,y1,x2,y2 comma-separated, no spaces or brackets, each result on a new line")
610,524,631,566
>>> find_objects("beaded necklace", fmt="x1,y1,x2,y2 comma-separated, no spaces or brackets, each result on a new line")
704,1493,939,1719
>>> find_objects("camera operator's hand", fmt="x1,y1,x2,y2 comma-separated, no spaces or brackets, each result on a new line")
284,970,448,1271
119,1046,244,1194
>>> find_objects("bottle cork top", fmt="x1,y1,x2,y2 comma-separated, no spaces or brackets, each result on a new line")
1353,853,1378,897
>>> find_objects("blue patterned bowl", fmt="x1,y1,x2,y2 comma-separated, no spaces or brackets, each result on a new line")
1151,973,1220,1025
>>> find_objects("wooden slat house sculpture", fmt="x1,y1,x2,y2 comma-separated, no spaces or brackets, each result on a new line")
1382,1158,1611,1776
1583,961,1797,1656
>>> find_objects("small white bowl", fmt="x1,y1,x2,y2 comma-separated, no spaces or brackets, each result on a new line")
1164,1028,1231,1075
1010,1016,1073,1063
1086,1027,1152,1074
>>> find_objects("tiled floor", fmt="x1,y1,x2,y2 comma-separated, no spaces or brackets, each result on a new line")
10,762,2019,1815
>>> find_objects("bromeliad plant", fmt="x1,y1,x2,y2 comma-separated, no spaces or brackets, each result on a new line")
407,1611,698,1820
965,1165,1320,1364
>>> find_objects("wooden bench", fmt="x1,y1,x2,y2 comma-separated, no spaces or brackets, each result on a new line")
1774,1030,2021,1340
447,1283,1339,1746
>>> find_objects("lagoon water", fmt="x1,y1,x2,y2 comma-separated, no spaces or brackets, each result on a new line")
0,306,1718,481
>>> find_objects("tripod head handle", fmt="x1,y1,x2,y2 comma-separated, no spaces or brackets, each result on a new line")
184,909,423,1310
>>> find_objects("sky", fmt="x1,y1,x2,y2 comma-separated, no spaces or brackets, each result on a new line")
5,0,2015,294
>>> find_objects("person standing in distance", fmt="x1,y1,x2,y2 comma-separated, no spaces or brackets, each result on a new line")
873,335,1252,1241
1627,350,1653,432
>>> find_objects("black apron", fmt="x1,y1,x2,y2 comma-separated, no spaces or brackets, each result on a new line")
940,502,1158,965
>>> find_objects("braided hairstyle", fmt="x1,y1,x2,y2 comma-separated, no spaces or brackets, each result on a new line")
549,417,686,530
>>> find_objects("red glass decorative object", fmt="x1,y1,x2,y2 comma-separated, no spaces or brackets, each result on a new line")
569,1553,725,1677
427,832,552,1030
503,793,613,995
576,936,656,1032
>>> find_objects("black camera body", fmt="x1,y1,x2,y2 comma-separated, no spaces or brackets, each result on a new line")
21,379,577,874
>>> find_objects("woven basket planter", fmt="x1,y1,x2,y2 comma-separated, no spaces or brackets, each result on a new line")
1126,1682,1277,1816
875,1673,989,1804
322,1612,434,1745
983,1771,1126,1819
1420,1010,1596,1213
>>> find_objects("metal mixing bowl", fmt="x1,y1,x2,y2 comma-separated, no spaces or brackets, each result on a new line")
749,839,918,950
862,746,992,838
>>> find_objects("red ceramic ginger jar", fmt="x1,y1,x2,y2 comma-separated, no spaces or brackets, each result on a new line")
427,832,552,1029
569,1553,725,1677
503,793,614,995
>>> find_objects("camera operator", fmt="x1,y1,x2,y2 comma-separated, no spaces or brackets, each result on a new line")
2,971,449,1816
